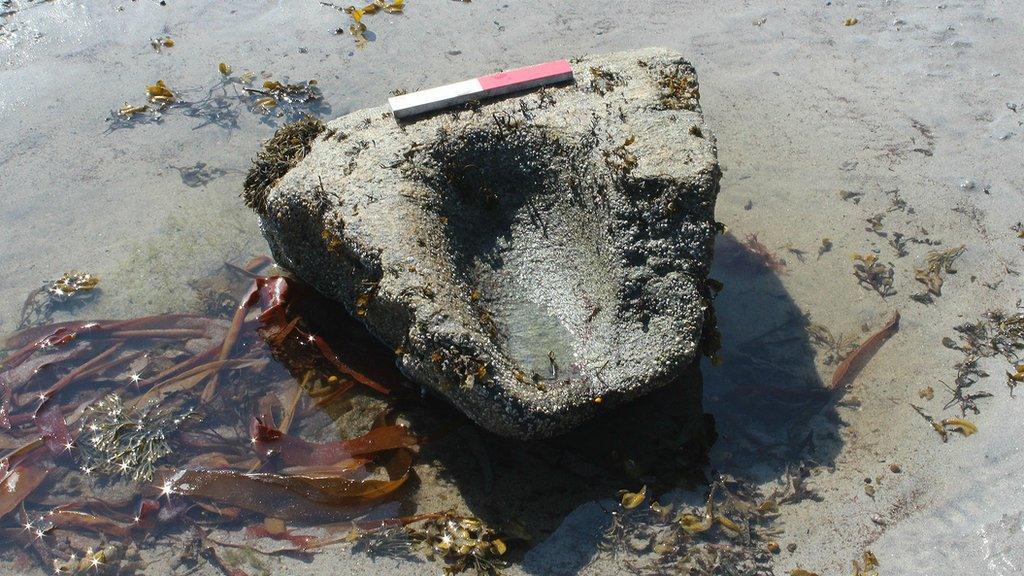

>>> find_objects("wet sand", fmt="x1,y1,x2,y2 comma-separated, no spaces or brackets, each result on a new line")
2,1,1023,574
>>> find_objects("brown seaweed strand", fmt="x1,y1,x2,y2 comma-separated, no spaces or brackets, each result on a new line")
830,311,901,391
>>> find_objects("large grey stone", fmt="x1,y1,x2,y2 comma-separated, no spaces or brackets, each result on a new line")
253,47,721,438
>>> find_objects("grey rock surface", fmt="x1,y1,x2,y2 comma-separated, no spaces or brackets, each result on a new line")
256,47,721,438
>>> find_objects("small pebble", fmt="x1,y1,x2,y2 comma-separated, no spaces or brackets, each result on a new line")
787,543,798,553
889,463,902,473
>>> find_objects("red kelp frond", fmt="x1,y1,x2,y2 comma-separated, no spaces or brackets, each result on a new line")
0,465,48,521
2,315,216,371
250,417,418,467
0,258,429,575
245,523,316,549
157,449,414,522
35,402,72,454
740,233,787,274
202,275,396,401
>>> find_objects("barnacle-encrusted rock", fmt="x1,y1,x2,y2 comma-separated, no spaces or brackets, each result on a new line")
252,47,721,438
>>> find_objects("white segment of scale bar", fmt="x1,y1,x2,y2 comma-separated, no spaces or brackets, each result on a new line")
388,79,483,119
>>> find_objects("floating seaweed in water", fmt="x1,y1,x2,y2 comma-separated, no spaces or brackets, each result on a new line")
943,354,994,414
806,322,859,366
319,0,405,46
851,550,881,576
599,473,817,575
941,309,1024,410
250,416,416,467
830,311,900,391
852,253,896,297
178,63,263,131
0,464,48,520
0,259,425,574
405,513,507,575
150,35,174,52
739,233,787,274
781,243,808,263
50,271,99,298
78,394,196,483
113,103,157,125
108,67,325,132
839,190,863,204
19,271,100,328
914,245,965,297
52,543,142,575
350,524,420,560
188,260,265,317
243,79,323,117
146,79,177,106
347,7,369,45
107,79,178,130
861,193,941,259
910,404,978,442
157,448,414,522
941,416,977,436
792,551,878,576
328,511,506,574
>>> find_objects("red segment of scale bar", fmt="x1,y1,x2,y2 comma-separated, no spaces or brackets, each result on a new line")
477,59,573,91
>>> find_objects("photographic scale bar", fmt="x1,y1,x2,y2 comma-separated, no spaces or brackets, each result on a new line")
388,59,574,120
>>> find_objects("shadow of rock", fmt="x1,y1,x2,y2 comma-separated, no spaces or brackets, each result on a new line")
401,232,842,572
702,233,841,481
402,363,712,572
291,230,840,572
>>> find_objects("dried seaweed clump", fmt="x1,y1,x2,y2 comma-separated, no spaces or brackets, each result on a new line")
243,116,326,216
78,394,195,483
656,63,700,110
588,66,624,96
